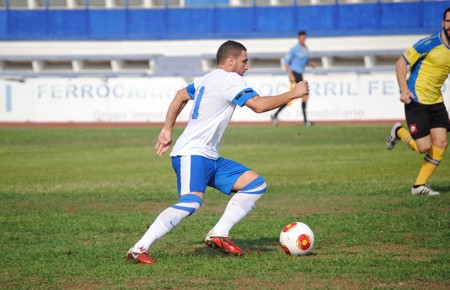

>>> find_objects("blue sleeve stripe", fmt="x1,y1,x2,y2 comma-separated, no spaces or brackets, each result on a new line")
233,88,259,107
186,83,195,99
408,59,423,103
402,54,409,65
413,33,440,54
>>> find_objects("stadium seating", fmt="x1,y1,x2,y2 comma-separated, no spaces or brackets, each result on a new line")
0,36,417,78
0,0,447,78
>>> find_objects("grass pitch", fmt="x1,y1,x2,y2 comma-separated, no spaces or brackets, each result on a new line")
0,124,448,289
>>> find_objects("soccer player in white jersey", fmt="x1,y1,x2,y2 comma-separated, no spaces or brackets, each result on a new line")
126,40,310,264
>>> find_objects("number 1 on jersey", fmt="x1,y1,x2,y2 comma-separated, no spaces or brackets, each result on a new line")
192,86,205,120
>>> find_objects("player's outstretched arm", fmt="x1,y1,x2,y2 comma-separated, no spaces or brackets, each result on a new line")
155,88,191,156
245,80,309,113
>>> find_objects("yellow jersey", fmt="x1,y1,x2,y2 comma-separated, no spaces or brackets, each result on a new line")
403,32,450,105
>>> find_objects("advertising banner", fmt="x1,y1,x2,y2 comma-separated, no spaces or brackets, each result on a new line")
1,73,449,123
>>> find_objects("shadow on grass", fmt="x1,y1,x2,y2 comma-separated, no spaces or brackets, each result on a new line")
433,185,450,194
190,236,312,257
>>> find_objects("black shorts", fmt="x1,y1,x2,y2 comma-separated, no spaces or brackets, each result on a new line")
404,101,450,140
293,71,304,83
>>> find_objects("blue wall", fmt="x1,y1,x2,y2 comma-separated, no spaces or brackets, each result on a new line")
0,2,448,40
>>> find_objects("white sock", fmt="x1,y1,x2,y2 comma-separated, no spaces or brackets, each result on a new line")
132,200,200,252
212,180,266,236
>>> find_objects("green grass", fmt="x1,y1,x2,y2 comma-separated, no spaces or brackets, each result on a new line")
0,124,449,289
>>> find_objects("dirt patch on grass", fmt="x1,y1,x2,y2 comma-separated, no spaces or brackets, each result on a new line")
232,274,369,289
346,243,440,255
62,200,171,215
373,280,448,289
344,243,441,262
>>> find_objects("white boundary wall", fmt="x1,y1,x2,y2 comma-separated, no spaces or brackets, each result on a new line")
0,35,425,57
1,73,449,123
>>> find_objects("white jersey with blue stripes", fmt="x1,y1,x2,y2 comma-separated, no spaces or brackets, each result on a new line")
170,69,258,160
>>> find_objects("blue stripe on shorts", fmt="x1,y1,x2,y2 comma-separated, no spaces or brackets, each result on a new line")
171,155,250,196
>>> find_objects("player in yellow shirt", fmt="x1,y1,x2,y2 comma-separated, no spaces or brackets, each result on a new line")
386,7,450,196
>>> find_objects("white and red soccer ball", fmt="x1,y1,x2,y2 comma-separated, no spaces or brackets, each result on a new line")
279,222,315,256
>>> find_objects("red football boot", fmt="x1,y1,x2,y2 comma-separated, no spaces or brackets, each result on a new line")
126,247,156,264
205,231,244,256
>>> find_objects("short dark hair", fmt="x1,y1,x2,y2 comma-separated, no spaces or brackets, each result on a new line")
444,7,450,20
216,40,247,65
298,30,306,36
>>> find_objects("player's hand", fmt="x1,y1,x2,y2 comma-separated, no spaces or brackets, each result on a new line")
293,80,309,98
400,90,414,104
155,128,172,156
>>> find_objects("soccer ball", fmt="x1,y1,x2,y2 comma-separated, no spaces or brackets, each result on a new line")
279,222,314,256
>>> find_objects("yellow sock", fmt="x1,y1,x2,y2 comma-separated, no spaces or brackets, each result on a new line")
414,145,446,186
397,127,419,153
288,82,296,106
